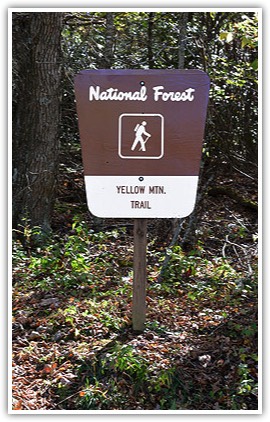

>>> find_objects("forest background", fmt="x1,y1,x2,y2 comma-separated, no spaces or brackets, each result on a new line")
10,9,260,412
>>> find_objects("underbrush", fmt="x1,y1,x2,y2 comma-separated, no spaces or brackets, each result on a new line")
12,217,258,411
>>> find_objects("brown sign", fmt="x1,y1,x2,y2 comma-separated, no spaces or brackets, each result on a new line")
74,69,210,218
75,69,210,176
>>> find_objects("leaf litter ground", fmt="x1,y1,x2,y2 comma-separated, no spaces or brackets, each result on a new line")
12,171,258,411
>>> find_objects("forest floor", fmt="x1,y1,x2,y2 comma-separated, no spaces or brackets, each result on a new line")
11,163,259,412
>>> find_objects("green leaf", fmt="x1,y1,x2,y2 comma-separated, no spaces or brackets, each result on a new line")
220,31,233,43
251,58,258,71
219,31,228,41
241,36,250,48
187,292,196,301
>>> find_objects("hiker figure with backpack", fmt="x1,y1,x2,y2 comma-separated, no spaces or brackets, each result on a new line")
131,121,151,152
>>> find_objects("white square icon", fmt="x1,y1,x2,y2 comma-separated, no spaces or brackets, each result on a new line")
118,113,164,159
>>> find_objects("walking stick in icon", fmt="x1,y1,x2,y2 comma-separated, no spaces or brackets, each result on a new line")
139,134,151,151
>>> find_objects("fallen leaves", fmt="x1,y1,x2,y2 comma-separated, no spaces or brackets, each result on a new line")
41,362,57,375
12,199,258,410
11,272,258,411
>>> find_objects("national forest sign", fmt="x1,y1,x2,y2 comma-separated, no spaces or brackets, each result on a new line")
74,69,210,218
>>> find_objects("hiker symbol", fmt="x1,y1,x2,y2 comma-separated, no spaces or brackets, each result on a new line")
118,113,164,160
131,121,151,152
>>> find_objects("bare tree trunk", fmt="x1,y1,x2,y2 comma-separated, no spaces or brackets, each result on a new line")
148,12,155,68
12,12,62,239
178,13,188,69
100,12,115,68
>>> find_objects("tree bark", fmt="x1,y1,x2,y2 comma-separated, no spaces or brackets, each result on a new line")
178,13,188,69
12,12,62,237
100,12,115,68
148,12,155,68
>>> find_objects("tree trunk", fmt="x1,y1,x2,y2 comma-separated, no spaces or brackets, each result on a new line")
178,13,188,69
12,12,62,238
148,12,155,68
100,12,115,68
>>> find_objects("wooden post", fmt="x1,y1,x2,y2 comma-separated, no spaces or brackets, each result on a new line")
132,219,147,332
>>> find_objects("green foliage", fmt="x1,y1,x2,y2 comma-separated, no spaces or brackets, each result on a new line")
237,363,257,396
13,216,128,292
158,244,238,288
102,344,148,385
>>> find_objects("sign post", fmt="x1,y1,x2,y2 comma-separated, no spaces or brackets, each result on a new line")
133,219,147,332
74,69,210,331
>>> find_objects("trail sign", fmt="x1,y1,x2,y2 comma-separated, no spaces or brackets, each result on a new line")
74,69,210,218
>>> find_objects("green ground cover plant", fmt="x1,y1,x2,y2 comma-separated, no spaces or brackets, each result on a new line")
12,210,258,411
